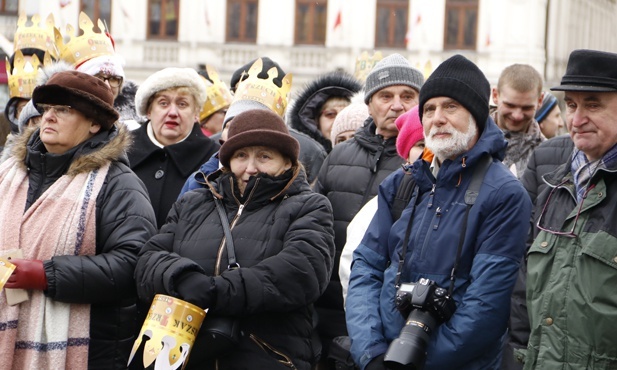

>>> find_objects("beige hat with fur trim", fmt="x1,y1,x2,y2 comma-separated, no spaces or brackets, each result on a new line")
134,67,207,116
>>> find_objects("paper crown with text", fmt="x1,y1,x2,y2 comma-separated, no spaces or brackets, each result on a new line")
232,58,293,117
354,51,384,82
6,50,52,99
199,65,234,121
13,13,61,60
58,12,115,67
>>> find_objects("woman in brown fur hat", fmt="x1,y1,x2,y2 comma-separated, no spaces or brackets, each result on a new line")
0,70,157,370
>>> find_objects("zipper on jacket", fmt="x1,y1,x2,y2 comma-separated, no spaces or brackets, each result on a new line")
427,184,436,208
371,144,385,173
249,333,298,369
214,178,259,275
433,207,442,230
31,153,47,203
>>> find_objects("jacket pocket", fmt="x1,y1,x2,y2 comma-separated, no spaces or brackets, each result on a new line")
580,234,617,270
249,333,298,369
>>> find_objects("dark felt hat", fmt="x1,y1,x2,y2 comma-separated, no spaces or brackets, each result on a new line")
551,49,617,92
32,70,119,130
219,109,300,169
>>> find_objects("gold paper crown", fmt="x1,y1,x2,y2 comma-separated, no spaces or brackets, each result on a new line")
13,13,61,60
6,50,52,99
232,58,293,117
58,12,115,67
199,65,234,121
354,51,384,82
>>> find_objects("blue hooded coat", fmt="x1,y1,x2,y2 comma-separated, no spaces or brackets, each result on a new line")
346,117,531,369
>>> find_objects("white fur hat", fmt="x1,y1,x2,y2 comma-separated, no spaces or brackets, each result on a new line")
135,67,207,116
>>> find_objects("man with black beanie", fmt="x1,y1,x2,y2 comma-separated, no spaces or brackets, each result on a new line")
346,54,531,370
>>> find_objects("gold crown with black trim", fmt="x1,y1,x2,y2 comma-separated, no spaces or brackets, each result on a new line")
354,51,384,82
13,13,61,60
6,50,52,98
58,11,115,67
232,58,293,117
199,65,234,121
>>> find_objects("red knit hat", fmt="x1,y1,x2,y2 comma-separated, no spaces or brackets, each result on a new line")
219,109,300,168
395,105,424,160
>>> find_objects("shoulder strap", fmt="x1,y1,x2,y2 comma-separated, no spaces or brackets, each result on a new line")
391,173,416,221
213,196,239,270
449,153,492,294
464,153,492,205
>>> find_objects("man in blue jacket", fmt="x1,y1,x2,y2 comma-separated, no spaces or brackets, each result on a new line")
346,54,532,370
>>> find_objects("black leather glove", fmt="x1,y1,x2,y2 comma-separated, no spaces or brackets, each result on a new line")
365,354,386,370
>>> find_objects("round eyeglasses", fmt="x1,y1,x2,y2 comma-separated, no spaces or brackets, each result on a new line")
37,104,74,118
95,75,123,87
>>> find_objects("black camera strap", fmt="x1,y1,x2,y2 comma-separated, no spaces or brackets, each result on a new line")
394,154,492,295
213,196,240,270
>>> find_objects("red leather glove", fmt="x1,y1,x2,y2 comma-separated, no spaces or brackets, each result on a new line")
5,259,48,290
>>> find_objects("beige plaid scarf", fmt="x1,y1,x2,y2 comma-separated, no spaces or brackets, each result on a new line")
0,156,109,370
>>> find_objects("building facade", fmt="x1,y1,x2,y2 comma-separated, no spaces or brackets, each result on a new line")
2,0,617,94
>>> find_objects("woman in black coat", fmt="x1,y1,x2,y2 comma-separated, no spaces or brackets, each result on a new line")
0,71,157,370
135,109,335,370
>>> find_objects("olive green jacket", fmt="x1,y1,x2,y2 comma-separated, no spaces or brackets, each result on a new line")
524,161,617,369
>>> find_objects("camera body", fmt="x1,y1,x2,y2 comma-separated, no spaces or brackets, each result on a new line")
394,278,455,324
384,278,456,370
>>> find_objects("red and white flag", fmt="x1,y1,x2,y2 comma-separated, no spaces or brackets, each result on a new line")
333,9,342,30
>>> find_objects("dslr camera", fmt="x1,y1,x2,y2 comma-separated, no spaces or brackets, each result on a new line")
384,278,456,370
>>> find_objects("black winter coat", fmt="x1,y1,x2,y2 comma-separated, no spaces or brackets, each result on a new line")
127,122,219,228
502,134,574,370
14,126,158,370
313,117,404,341
135,167,335,370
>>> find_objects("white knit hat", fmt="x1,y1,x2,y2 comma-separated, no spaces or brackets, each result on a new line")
77,55,125,79
329,102,369,145
134,67,207,116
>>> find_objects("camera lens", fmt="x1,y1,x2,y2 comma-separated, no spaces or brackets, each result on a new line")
384,309,437,370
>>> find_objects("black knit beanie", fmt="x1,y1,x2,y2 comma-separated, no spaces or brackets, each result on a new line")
419,54,490,132
219,109,300,169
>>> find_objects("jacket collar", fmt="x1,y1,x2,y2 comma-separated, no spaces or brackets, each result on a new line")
129,122,216,177
412,116,507,186
14,124,130,176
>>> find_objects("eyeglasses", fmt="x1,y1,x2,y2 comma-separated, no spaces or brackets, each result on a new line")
37,104,74,118
95,75,123,87
536,180,595,238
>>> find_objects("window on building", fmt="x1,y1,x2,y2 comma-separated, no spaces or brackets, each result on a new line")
0,0,17,14
148,0,180,39
226,0,259,43
295,0,327,45
80,0,112,31
444,0,478,50
375,0,408,48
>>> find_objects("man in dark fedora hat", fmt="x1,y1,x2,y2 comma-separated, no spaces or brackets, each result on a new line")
523,49,617,369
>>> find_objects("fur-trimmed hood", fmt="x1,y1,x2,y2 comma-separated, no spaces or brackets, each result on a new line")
115,80,142,124
288,71,362,153
12,123,132,177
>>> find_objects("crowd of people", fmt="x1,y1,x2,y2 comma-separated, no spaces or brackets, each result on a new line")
0,11,616,370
